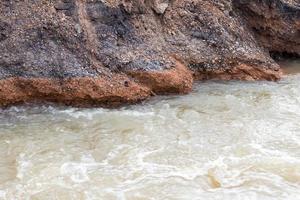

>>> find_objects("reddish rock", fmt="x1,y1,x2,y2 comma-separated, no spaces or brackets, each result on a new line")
0,0,298,107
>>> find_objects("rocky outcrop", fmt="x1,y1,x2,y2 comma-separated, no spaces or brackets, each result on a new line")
234,0,300,56
0,0,298,107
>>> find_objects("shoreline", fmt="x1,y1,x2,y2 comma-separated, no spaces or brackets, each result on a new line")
0,62,283,108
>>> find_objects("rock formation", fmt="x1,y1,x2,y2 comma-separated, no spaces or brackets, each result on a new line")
0,0,299,107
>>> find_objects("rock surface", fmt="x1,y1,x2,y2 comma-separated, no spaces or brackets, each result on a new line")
0,0,299,107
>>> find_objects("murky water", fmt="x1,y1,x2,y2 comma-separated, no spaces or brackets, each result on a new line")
0,63,300,200
278,59,300,74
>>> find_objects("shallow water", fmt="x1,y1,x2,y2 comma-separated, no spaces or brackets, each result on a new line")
278,59,300,74
0,65,300,200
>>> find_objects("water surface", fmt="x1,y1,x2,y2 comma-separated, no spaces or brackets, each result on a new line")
0,64,300,200
278,59,300,74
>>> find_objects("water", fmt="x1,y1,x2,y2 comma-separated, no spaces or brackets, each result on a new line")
278,59,300,74
0,63,300,200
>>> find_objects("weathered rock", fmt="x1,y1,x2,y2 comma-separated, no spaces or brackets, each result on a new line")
234,0,300,55
0,0,297,107
152,0,169,14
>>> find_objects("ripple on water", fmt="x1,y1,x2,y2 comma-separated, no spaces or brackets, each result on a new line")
0,74,300,199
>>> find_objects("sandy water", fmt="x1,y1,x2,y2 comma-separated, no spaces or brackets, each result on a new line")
0,62,299,200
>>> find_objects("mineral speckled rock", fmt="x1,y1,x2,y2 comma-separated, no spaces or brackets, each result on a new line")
234,0,300,54
0,0,298,107
152,0,169,14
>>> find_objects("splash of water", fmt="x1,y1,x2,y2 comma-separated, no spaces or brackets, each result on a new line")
0,72,300,199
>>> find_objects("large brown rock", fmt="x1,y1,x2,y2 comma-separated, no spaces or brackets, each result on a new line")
0,0,298,107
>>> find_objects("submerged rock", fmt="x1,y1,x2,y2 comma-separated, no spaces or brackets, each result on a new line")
0,0,298,107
